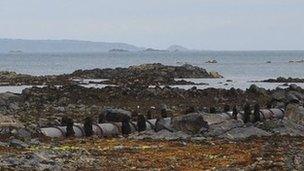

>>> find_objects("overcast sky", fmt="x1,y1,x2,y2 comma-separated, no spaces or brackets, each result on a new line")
0,0,303,50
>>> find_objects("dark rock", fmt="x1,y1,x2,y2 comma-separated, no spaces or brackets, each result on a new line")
206,119,244,137
155,118,172,132
171,113,209,134
101,108,132,123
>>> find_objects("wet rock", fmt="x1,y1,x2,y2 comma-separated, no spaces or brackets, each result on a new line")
261,77,304,83
206,59,218,64
289,84,301,91
247,84,267,95
171,113,208,134
219,126,271,140
209,71,222,78
71,63,223,86
206,119,244,137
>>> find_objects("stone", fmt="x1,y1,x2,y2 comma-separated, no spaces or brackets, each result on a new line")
219,126,271,140
16,128,32,138
272,91,286,102
9,139,29,148
206,119,244,137
285,104,304,125
202,113,232,125
171,113,208,134
271,119,304,136
286,93,300,103
209,71,222,78
289,84,300,91
155,118,173,132
101,108,132,122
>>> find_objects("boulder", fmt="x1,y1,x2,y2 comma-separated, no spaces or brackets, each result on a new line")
219,126,271,140
206,119,244,137
208,71,223,78
155,118,173,132
271,119,304,136
0,92,22,114
289,84,301,91
286,93,300,103
171,113,208,134
285,104,304,125
202,113,232,125
247,84,267,95
272,91,286,102
100,108,132,122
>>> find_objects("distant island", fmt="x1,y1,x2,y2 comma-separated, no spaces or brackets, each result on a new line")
8,50,23,54
0,39,141,53
108,49,130,52
0,38,193,53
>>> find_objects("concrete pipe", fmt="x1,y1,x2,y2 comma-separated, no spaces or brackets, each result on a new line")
259,108,284,121
40,124,85,138
93,123,120,137
40,118,171,138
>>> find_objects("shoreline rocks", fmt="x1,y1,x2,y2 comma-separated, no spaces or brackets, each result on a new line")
0,63,222,87
259,77,304,83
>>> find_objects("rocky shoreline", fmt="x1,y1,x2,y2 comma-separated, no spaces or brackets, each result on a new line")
260,77,304,83
0,63,222,87
2,64,304,170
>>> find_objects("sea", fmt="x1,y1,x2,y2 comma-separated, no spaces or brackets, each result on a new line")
1,50,304,93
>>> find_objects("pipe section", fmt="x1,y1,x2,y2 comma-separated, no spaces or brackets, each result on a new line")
40,118,170,138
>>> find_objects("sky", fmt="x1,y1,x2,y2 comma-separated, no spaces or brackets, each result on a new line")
0,0,303,50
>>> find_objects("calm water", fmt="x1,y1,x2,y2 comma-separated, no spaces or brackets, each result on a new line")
1,51,304,92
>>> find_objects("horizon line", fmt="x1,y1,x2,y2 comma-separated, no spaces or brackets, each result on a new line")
1,37,304,51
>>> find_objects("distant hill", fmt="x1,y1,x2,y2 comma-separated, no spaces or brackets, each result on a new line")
0,39,141,53
167,45,189,52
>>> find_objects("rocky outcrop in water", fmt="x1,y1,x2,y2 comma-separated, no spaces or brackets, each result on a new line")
0,71,69,86
260,77,304,83
0,63,222,86
71,63,222,86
